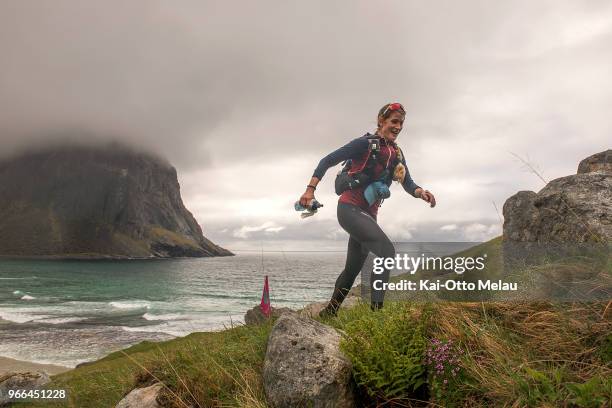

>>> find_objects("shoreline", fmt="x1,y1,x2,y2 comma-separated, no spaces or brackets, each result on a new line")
0,318,73,375
0,252,234,261
0,356,71,376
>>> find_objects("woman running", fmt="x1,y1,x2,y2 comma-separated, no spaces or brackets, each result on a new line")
299,103,436,316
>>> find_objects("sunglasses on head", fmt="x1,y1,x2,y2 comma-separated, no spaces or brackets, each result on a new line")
382,103,405,116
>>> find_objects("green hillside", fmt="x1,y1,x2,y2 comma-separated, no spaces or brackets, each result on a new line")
16,237,610,407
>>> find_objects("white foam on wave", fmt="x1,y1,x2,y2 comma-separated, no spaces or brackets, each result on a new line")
21,295,36,300
109,300,151,310
120,324,184,337
13,290,23,295
0,308,52,324
34,316,87,324
143,312,185,321
121,313,244,337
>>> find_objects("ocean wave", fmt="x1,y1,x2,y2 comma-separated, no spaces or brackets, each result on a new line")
109,300,151,310
11,291,40,300
33,316,87,324
0,309,53,324
0,302,149,325
200,293,261,300
120,324,184,337
63,301,154,318
121,313,241,337
143,312,186,321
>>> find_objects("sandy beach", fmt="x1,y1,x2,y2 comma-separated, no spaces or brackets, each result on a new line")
0,318,71,375
0,356,71,376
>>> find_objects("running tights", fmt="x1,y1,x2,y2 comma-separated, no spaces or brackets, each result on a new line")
328,202,395,310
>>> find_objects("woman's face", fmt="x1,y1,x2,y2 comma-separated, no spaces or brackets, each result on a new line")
378,111,405,143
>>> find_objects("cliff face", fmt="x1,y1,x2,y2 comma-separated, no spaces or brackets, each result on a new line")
0,145,232,258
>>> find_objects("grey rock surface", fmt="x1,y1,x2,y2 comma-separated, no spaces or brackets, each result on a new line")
0,372,50,406
503,172,611,243
0,144,231,258
577,149,611,175
502,191,540,242
115,383,163,408
263,314,355,408
502,151,611,277
244,305,294,325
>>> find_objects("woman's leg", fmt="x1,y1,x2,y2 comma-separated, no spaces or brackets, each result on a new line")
337,203,396,308
325,235,369,313
322,203,395,315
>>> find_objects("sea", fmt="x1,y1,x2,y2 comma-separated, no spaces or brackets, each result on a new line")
0,242,478,368
0,252,346,367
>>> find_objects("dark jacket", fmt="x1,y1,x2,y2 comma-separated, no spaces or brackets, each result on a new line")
312,133,420,216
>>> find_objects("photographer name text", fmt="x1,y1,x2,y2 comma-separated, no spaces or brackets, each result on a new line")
373,279,517,291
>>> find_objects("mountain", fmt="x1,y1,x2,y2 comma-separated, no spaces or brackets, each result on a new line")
0,144,232,258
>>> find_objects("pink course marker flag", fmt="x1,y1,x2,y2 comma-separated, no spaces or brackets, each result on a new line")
260,275,271,317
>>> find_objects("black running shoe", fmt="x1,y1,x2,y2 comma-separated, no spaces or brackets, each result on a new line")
319,304,338,318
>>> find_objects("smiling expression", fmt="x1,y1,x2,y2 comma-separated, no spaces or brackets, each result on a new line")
378,111,405,143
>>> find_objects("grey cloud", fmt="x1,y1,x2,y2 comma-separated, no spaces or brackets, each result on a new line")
201,215,503,250
1,1,610,244
1,1,542,164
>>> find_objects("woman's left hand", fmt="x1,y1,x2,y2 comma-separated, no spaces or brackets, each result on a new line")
418,189,436,208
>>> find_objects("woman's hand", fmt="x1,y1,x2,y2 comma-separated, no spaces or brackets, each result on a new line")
416,188,436,208
299,188,315,207
300,178,320,207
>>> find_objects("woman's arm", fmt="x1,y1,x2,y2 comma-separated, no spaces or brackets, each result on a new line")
400,162,421,198
312,137,369,180
299,136,369,206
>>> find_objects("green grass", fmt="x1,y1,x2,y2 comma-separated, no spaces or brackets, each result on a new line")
14,237,611,407
20,323,272,408
319,299,611,407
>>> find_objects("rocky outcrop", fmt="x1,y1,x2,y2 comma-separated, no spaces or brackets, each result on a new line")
115,383,163,408
577,149,611,174
503,150,611,244
244,305,294,325
0,372,50,406
502,150,611,285
0,144,232,258
263,314,355,408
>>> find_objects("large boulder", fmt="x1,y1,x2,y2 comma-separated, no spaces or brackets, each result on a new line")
115,383,163,408
502,151,611,296
503,151,611,244
0,372,50,406
263,314,355,408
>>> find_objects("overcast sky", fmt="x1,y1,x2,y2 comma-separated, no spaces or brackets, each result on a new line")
1,1,610,250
